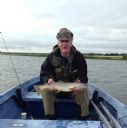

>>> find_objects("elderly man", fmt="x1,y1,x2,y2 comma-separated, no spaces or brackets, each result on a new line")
40,28,89,119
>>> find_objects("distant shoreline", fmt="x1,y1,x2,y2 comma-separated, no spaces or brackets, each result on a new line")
0,52,48,57
0,52,127,60
85,55,127,60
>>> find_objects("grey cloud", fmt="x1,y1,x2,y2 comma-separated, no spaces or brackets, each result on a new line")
33,13,54,19
1,0,127,53
80,40,127,50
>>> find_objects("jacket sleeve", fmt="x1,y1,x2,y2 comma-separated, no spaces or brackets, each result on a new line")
40,54,54,83
77,53,88,84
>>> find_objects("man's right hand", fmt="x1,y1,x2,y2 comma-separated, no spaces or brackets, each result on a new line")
47,78,57,91
48,78,55,85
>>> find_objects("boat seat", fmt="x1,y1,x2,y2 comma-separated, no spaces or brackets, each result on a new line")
0,119,103,128
22,92,81,118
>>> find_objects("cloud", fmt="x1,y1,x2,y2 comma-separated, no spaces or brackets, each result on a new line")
0,0,127,53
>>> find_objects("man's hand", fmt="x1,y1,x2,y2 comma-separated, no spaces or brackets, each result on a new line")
71,86,82,93
71,79,87,93
70,79,81,92
74,78,80,83
47,78,57,91
48,78,55,84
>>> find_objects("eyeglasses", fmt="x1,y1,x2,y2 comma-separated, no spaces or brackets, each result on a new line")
59,39,70,43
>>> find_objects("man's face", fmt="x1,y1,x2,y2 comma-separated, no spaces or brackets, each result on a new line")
58,37,72,55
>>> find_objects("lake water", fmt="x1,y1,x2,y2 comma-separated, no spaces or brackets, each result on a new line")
0,55,127,105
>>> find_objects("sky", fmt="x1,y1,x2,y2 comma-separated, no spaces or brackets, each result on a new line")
0,0,127,53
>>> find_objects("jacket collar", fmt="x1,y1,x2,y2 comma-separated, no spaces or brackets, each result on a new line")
53,44,76,56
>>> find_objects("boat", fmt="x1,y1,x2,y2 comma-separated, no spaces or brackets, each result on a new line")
0,31,127,128
0,76,127,128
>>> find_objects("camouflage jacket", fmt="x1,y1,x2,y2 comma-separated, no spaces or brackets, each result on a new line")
40,45,88,83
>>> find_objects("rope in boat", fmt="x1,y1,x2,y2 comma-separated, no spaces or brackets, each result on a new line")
0,32,33,119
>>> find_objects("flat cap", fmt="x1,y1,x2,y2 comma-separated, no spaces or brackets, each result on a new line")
56,28,73,40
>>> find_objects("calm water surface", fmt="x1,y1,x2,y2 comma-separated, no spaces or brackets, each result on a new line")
0,55,127,104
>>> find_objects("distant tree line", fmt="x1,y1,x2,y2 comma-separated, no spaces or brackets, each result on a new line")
0,51,127,60
84,53,127,56
84,53,127,60
0,51,49,57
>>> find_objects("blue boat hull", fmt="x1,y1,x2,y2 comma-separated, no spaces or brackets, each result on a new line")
0,76,127,127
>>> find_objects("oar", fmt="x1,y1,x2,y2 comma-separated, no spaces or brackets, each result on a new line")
100,102,122,128
91,101,112,128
